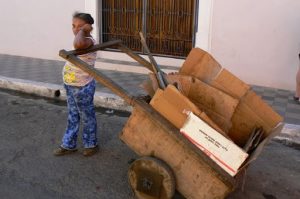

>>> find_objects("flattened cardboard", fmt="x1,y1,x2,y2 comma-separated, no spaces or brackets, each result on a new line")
243,91,283,132
210,68,250,99
167,74,239,133
166,74,193,96
229,90,283,146
188,78,238,131
150,85,226,135
179,48,222,83
150,85,203,129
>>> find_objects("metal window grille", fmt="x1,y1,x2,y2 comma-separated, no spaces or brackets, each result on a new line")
100,0,198,58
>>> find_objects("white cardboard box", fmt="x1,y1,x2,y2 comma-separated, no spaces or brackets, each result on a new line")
180,112,249,176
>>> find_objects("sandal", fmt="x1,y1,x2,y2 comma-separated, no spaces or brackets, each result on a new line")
83,145,99,157
53,147,77,156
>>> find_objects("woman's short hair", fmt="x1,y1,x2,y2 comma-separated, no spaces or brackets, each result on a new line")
73,12,94,25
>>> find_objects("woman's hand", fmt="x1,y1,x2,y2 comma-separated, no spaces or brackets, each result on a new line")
74,24,93,49
80,24,93,34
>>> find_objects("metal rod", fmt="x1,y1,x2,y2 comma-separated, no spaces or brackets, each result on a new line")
192,0,196,47
139,32,168,89
142,0,147,53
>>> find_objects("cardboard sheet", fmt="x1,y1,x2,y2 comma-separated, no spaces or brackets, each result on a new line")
150,85,226,135
229,91,283,146
179,48,222,83
167,74,239,133
210,68,250,99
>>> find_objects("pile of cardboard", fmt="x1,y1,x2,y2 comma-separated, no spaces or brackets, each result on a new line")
142,48,283,176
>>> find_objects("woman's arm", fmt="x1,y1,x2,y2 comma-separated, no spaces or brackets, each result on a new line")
73,24,93,49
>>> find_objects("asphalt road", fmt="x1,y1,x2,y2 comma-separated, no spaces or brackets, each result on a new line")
0,89,299,199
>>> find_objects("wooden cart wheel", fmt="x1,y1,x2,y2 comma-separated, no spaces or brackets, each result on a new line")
128,156,175,199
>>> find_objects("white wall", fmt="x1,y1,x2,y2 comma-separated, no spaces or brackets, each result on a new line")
1,0,299,90
209,0,300,90
196,0,213,52
0,0,85,60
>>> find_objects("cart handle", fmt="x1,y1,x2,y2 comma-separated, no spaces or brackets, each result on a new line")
58,40,161,106
60,40,122,57
59,40,154,73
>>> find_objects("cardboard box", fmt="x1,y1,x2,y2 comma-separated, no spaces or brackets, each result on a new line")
180,112,249,176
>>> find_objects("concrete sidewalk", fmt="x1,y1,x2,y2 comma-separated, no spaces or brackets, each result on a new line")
0,53,299,146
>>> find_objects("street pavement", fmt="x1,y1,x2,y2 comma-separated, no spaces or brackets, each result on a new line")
0,88,299,199
0,89,136,199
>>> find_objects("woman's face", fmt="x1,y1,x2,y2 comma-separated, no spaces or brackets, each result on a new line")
72,17,86,35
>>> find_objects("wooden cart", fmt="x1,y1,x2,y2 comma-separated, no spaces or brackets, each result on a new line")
59,40,237,199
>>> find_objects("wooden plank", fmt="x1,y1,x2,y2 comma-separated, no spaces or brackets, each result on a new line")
59,40,122,57
120,106,234,199
117,43,154,72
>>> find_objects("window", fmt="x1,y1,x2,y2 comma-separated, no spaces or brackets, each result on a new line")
100,0,198,57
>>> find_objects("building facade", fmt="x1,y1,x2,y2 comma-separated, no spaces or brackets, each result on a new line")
0,0,299,90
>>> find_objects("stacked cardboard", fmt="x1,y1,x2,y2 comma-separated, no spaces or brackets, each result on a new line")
177,48,283,147
143,47,283,175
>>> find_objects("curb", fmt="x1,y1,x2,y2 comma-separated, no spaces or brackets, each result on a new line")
0,75,132,112
273,123,300,149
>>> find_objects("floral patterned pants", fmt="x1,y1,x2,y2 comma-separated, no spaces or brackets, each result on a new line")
61,80,97,149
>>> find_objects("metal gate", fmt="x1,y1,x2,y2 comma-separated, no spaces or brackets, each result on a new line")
100,0,198,58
